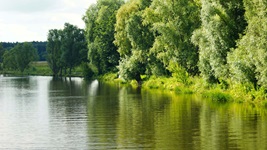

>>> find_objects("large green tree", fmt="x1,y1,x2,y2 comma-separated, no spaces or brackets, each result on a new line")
228,0,267,88
114,0,154,81
60,23,87,76
192,0,246,83
83,0,124,75
46,29,62,76
143,0,201,76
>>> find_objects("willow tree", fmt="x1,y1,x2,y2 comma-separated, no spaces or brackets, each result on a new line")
83,0,124,75
143,0,201,76
114,0,154,81
192,0,246,83
228,0,267,88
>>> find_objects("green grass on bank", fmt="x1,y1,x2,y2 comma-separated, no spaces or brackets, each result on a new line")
100,73,267,107
0,61,83,77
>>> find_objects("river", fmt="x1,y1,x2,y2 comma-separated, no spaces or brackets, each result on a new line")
0,76,267,149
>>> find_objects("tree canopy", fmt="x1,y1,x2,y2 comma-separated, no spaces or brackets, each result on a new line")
114,0,154,81
83,0,124,75
46,23,87,76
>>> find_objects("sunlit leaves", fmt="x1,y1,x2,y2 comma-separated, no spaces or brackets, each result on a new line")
144,0,200,76
192,0,246,83
84,0,124,75
228,0,267,88
114,0,153,81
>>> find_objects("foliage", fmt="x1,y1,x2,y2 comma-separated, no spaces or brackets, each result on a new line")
114,0,154,81
1,42,47,61
192,0,247,83
81,62,94,79
46,23,87,76
143,0,201,76
117,51,146,82
3,49,16,70
47,29,62,76
228,0,267,88
3,42,38,72
167,61,190,86
0,43,5,63
83,0,124,75
60,23,87,75
202,90,232,103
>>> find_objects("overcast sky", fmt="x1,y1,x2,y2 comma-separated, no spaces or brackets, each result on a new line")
0,0,97,42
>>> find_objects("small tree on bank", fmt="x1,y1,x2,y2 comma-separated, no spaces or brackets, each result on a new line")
3,42,38,72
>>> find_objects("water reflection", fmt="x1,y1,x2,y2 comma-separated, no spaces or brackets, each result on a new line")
47,77,89,149
1,76,267,149
88,80,99,96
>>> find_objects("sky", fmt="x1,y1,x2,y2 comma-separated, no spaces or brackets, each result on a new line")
0,0,97,42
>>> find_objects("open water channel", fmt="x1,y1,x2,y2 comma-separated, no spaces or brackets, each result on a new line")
0,76,267,149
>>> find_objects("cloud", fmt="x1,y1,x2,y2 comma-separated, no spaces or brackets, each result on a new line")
0,0,96,42
0,0,62,13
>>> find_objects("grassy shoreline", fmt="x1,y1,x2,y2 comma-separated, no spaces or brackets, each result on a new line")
0,61,83,77
100,73,267,108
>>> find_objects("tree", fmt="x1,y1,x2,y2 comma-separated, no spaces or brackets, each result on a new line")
60,23,87,76
83,4,100,75
83,0,124,75
46,29,62,76
143,0,201,76
3,42,38,72
228,0,267,88
192,0,246,83
114,0,154,81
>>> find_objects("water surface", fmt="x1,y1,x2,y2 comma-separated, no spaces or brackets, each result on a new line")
0,76,267,149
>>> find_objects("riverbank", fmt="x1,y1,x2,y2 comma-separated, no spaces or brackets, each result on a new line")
0,61,83,77
100,73,267,108
1,64,267,108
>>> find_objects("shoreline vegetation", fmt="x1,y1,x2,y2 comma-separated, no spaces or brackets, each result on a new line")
100,73,267,108
0,61,83,77
1,62,267,108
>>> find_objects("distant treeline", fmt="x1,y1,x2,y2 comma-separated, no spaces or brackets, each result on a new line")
1,41,47,61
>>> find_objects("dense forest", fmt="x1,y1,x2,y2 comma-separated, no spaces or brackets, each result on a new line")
80,0,267,90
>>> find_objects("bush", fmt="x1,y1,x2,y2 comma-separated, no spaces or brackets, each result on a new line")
203,90,232,103
167,61,189,86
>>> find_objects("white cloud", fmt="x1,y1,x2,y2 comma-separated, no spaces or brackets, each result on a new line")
0,0,96,42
